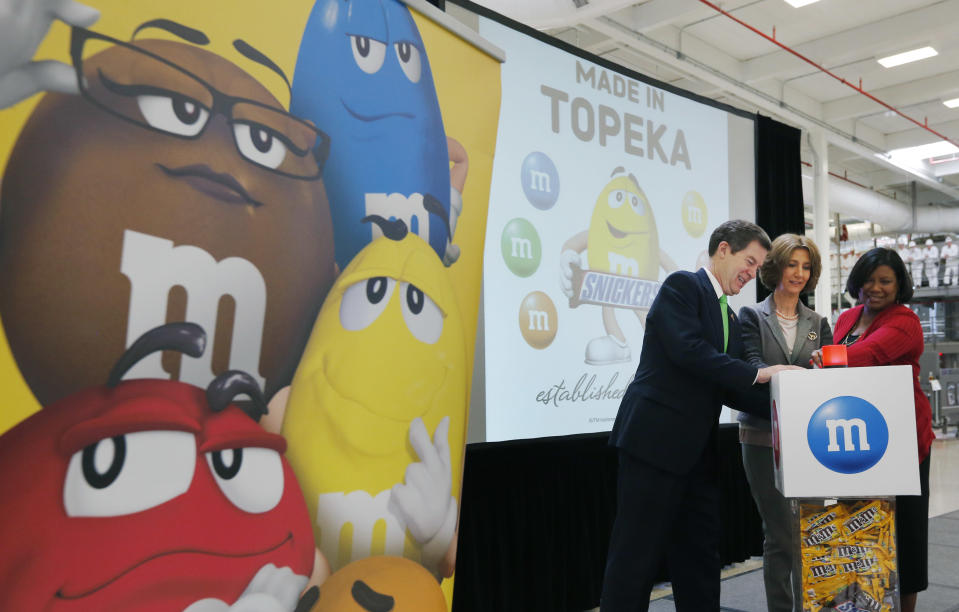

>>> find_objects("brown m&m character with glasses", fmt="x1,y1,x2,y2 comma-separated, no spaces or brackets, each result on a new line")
0,16,337,406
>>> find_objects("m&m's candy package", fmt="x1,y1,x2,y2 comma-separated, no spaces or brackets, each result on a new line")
794,499,900,612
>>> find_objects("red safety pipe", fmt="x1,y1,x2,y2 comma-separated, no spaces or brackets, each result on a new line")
801,160,881,191
696,0,959,149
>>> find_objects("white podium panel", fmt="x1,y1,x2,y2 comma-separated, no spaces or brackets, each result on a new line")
771,366,920,498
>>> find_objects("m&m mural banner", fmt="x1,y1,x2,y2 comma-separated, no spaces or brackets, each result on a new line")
0,1,501,609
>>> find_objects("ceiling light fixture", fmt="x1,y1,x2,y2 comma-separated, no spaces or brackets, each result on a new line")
877,46,938,68
885,141,959,170
784,0,821,7
943,97,959,109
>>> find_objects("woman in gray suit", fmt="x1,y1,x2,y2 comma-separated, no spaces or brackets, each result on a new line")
738,233,832,612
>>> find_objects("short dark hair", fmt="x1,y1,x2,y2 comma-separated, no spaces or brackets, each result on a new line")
845,247,914,304
759,233,822,293
707,220,771,256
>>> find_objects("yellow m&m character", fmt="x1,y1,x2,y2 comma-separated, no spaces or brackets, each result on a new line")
560,167,676,364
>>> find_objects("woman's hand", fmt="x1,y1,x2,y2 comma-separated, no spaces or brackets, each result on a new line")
809,349,824,369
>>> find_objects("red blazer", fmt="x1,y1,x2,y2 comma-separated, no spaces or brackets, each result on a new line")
834,304,933,462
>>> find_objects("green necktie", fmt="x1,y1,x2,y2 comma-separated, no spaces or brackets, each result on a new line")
719,294,729,352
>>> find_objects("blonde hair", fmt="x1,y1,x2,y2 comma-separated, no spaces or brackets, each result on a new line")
759,233,822,293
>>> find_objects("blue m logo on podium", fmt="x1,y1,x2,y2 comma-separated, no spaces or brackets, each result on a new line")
807,396,889,474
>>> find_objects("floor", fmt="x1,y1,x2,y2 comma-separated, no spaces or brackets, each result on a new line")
592,436,959,611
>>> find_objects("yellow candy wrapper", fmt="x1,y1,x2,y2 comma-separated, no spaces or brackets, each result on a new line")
795,498,901,612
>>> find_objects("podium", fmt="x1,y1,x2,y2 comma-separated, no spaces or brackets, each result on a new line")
770,366,920,611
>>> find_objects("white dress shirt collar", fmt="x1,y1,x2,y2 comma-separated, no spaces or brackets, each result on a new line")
702,267,725,300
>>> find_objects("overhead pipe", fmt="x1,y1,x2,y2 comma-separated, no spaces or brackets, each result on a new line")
801,160,896,195
800,172,959,233
696,0,959,150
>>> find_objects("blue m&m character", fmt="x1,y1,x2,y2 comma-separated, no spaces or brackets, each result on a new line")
291,0,459,269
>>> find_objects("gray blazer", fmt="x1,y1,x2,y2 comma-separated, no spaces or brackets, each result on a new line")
737,294,833,435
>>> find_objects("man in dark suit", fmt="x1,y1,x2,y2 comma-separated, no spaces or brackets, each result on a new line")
600,220,800,611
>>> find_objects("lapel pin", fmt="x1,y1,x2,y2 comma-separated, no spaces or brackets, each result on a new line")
807,331,818,341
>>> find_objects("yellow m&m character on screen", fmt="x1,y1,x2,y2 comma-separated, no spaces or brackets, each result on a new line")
560,167,676,365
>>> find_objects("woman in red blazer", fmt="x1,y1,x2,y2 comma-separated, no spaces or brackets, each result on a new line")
813,247,933,612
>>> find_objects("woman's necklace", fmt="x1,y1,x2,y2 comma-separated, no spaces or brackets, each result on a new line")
777,311,798,331
775,308,798,320
774,296,799,321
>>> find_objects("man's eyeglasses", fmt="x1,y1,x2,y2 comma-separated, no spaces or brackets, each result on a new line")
70,27,329,180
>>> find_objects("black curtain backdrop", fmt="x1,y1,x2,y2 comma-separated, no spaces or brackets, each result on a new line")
755,114,806,303
452,427,763,612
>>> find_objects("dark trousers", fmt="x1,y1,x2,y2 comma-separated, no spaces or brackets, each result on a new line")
896,453,931,594
600,448,721,611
